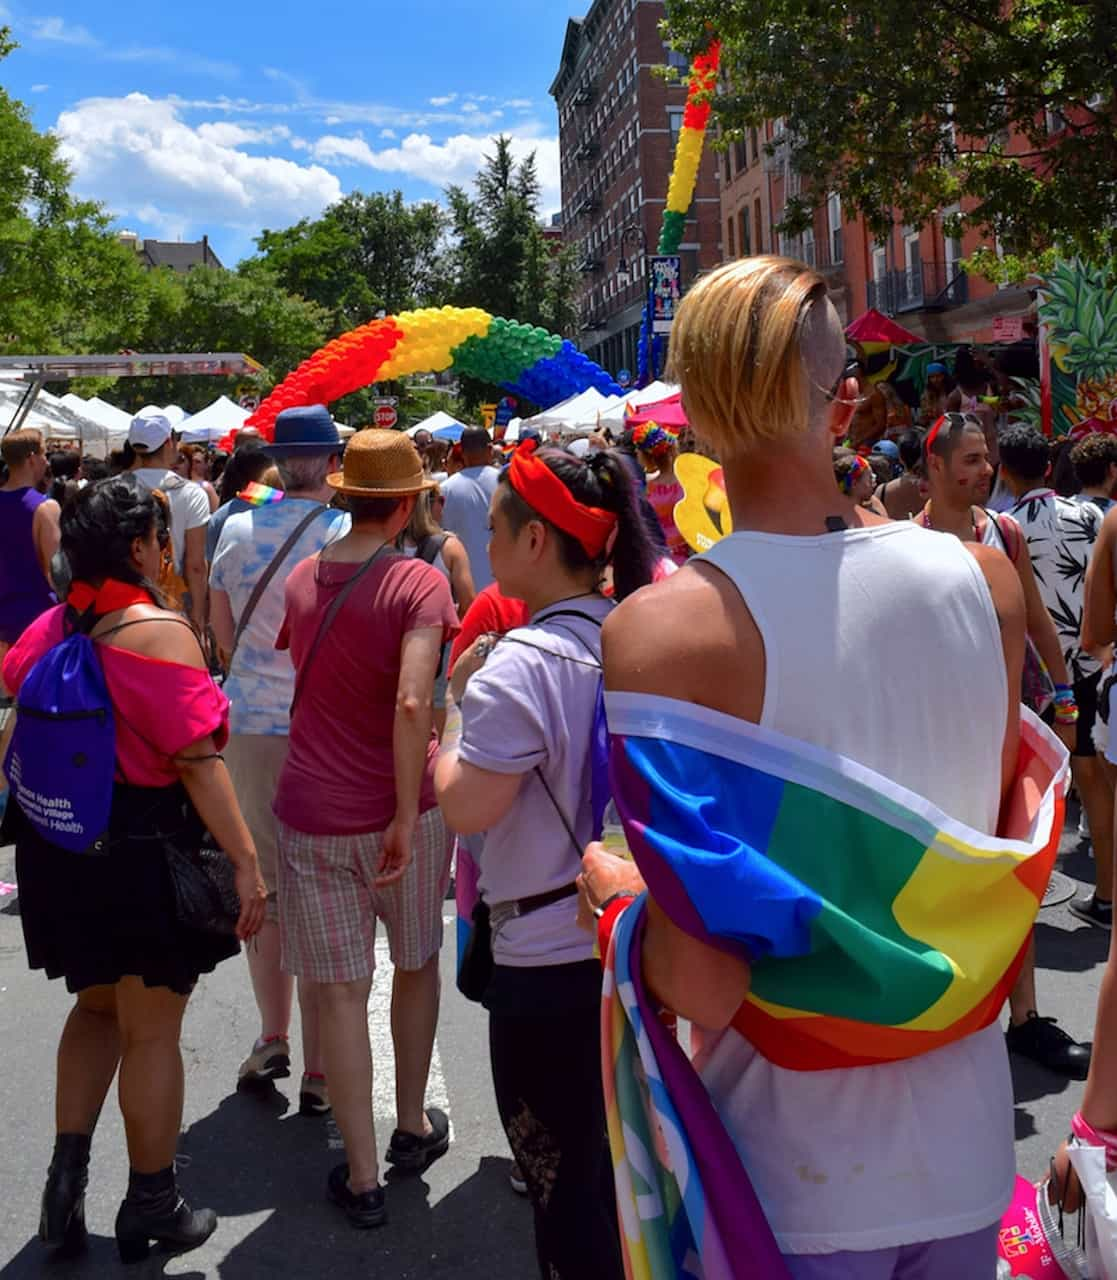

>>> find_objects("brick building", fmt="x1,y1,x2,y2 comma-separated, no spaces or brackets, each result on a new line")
551,0,721,379
719,123,1034,343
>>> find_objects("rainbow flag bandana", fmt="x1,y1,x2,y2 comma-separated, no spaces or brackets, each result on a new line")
602,691,1067,1278
237,482,284,507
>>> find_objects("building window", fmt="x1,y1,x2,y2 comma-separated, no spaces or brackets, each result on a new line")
665,47,690,72
942,205,963,276
755,198,763,254
734,140,747,172
740,205,751,257
750,128,760,165
723,148,732,184
903,225,921,281
872,244,888,283
727,216,736,259
667,109,684,151
827,192,843,264
802,225,815,267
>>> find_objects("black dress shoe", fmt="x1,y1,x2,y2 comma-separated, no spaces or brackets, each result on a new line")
39,1133,91,1251
114,1166,217,1264
1006,1012,1092,1080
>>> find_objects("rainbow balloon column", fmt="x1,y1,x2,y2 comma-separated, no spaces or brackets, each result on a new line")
239,307,623,440
638,39,722,383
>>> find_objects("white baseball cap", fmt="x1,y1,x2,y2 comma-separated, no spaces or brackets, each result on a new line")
128,413,174,452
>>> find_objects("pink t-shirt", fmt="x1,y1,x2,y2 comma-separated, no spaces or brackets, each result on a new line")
646,477,688,563
2,605,229,787
274,553,460,836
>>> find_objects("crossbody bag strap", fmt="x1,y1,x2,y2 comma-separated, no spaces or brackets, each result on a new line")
227,505,326,670
289,542,396,719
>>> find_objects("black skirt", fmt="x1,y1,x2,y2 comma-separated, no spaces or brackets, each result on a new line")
14,781,239,996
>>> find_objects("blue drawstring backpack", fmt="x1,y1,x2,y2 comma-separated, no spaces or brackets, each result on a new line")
3,609,115,855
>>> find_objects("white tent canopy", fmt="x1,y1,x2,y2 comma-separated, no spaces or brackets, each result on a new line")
1,380,116,457
177,395,249,443
405,411,465,438
598,381,679,430
59,393,133,441
522,387,611,434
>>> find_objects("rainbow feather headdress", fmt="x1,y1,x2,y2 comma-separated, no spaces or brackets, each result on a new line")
602,692,1067,1277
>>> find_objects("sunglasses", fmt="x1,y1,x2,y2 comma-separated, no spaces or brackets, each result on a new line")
924,411,983,457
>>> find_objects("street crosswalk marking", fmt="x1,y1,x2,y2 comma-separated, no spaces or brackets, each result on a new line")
326,914,456,1153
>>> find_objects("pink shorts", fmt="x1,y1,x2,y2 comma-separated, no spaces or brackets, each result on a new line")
276,808,453,984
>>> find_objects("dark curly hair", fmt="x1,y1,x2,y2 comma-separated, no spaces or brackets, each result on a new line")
999,424,1050,484
61,475,165,599
498,447,657,601
1071,432,1117,490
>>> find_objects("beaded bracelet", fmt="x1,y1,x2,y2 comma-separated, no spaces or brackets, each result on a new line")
1053,687,1079,725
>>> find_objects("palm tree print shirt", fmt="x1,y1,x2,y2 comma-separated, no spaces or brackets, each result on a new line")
1009,488,1110,682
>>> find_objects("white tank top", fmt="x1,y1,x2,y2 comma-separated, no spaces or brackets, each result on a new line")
694,521,1016,1255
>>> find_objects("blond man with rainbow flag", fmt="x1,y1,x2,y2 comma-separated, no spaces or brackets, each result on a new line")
577,257,1069,1279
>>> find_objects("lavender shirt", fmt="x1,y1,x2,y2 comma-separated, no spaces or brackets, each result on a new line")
458,594,612,967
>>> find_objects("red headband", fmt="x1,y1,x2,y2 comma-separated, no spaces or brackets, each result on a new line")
508,440,617,559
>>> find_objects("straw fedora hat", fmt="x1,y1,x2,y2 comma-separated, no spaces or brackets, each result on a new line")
326,428,436,497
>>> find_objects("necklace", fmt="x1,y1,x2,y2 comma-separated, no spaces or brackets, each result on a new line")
919,502,978,540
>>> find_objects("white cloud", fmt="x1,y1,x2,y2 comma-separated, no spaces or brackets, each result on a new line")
379,128,397,139
429,94,457,108
312,128,561,214
196,121,292,147
30,83,50,93
16,11,237,79
27,14,95,45
54,94,343,240
106,45,238,81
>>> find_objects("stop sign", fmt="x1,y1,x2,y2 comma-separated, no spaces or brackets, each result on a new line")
374,404,398,429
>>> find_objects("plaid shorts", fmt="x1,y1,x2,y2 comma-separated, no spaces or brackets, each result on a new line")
276,807,453,984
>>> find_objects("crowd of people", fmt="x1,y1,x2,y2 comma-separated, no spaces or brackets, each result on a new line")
1,254,1116,1277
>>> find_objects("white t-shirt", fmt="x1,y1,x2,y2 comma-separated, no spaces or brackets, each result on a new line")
132,468,211,574
439,465,499,591
695,523,1015,1256
457,594,611,967
210,499,350,736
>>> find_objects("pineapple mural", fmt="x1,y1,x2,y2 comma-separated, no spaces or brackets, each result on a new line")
1039,258,1117,435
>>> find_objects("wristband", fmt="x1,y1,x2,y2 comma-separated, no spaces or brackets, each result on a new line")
595,892,637,962
593,890,638,919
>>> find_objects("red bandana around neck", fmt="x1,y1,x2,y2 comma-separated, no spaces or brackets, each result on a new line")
68,579,154,616
507,440,617,558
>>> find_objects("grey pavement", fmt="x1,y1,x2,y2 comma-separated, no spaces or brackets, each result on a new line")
0,802,1108,1277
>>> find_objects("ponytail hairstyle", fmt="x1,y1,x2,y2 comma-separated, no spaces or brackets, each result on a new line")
631,421,679,466
499,445,657,601
61,475,165,602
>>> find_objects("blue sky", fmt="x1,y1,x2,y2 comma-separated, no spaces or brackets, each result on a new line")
0,0,587,264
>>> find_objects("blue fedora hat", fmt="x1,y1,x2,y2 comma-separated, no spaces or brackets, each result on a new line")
263,404,342,456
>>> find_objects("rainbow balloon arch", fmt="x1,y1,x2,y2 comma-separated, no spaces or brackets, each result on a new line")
242,307,623,439
240,35,720,441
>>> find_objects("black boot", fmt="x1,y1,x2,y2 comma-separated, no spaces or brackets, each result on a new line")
39,1133,91,1250
114,1166,217,1264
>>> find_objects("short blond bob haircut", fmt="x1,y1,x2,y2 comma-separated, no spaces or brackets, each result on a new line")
666,256,841,459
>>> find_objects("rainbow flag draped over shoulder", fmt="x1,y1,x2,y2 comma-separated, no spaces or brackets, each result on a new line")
602,691,1067,1278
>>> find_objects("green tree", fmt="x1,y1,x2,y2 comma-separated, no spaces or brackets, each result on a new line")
542,244,582,339
0,28,149,353
665,0,1117,275
246,191,447,336
101,267,329,411
447,137,548,320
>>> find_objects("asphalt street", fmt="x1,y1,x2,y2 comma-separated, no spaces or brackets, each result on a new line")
0,807,1108,1278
